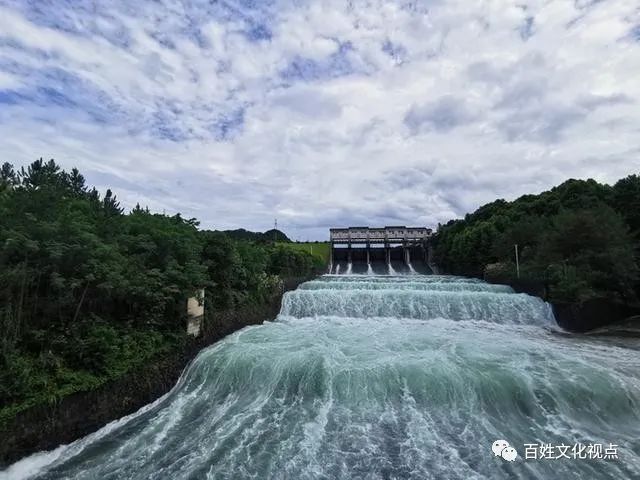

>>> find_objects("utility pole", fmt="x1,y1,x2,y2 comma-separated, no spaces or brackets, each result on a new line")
274,218,277,243
514,244,520,279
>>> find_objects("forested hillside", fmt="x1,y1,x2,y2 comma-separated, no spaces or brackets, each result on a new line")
221,228,291,243
433,175,640,303
0,159,320,421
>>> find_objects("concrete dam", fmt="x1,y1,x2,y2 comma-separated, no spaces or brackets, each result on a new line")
329,226,433,274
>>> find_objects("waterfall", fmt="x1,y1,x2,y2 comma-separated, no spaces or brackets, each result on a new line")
346,262,353,275
7,275,640,480
282,286,555,325
366,263,374,275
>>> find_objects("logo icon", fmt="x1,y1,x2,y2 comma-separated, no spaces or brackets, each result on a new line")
492,440,518,462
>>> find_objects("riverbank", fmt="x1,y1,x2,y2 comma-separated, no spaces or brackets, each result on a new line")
482,274,640,332
0,277,313,467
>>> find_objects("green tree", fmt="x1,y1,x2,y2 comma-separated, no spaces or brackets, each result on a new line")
434,176,639,303
612,174,640,239
0,159,317,418
536,206,637,301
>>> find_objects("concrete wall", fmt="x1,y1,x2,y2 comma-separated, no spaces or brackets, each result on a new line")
332,245,425,263
186,289,205,336
187,289,204,318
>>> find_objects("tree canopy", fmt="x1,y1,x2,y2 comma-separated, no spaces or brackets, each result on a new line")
0,159,318,420
433,175,640,303
221,228,292,243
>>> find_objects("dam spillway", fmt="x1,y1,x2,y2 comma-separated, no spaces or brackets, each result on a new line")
329,226,433,274
4,274,640,479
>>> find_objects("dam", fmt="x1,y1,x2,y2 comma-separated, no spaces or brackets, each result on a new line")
329,226,433,274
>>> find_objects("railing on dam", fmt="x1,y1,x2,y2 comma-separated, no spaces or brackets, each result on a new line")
330,226,432,244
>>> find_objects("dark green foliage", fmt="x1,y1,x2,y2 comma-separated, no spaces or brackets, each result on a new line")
0,159,316,421
1,162,18,190
612,175,640,239
434,175,640,303
535,206,637,301
266,244,317,278
221,228,291,243
262,229,291,243
201,232,274,309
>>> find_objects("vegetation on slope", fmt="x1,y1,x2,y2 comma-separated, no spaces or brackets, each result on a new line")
278,242,331,266
433,175,640,304
220,228,291,243
0,159,318,422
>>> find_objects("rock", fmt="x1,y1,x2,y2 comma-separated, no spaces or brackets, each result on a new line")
552,298,640,333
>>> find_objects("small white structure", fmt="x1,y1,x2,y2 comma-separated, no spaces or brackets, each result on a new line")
186,289,205,336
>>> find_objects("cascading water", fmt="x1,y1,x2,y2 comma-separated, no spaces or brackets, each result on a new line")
4,274,640,480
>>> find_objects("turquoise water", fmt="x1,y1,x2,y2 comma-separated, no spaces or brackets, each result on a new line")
3,275,640,479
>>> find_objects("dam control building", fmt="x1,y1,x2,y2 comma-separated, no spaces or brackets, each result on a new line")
329,226,432,273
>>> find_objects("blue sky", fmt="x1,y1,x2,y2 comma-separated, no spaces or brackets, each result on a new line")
0,0,639,239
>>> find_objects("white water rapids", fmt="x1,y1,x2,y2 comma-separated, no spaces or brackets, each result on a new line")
3,274,640,479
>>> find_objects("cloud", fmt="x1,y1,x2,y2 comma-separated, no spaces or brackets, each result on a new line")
497,104,586,143
519,16,536,41
404,96,477,133
578,93,633,110
382,39,408,64
0,0,639,239
270,86,342,119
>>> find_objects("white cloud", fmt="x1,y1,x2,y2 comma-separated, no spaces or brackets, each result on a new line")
0,71,21,89
0,0,639,239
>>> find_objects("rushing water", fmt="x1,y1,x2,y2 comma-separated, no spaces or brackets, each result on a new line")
4,275,640,479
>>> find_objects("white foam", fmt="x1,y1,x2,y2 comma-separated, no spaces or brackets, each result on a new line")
6,274,640,480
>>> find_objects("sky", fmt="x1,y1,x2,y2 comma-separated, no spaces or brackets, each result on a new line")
0,0,639,240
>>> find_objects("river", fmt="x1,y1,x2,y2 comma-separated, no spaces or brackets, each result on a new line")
3,274,640,479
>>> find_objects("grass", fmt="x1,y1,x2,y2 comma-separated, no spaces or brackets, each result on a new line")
280,242,331,265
